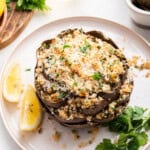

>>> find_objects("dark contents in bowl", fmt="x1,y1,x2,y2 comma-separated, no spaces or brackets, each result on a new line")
132,0,150,11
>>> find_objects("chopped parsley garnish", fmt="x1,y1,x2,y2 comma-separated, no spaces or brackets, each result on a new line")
100,58,105,65
97,45,101,49
60,56,65,60
80,46,87,53
109,48,114,54
72,82,78,86
51,58,56,65
98,81,103,89
58,92,67,99
56,73,59,78
79,28,84,33
25,68,31,71
85,40,92,49
92,72,102,80
80,41,91,53
43,43,50,49
63,44,71,49
65,59,72,66
54,47,58,50
95,106,150,150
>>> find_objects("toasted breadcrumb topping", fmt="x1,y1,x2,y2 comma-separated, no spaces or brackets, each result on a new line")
35,29,133,121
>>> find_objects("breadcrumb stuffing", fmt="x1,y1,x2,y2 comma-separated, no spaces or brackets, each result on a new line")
35,29,133,123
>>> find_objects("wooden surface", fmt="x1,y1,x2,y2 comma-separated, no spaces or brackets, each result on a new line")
0,2,33,49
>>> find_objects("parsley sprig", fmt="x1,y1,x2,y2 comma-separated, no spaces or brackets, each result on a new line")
6,0,49,11
95,106,150,150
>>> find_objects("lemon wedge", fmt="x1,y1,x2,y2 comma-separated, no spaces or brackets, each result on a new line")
3,63,23,103
20,85,42,131
0,0,6,17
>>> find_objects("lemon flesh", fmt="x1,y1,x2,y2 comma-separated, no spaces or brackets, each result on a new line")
20,85,42,131
3,63,23,102
0,0,6,17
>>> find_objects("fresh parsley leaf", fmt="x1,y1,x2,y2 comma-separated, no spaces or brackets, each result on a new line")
6,0,49,11
118,131,148,150
96,106,150,150
109,106,150,133
144,117,150,130
95,139,117,150
96,131,148,150
136,132,148,146
16,0,49,11
132,106,145,128
92,72,102,80
108,106,133,132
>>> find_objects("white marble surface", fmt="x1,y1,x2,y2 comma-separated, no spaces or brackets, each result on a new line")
0,0,149,149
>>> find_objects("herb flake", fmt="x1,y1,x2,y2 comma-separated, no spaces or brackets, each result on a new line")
92,72,102,80
72,82,78,87
25,68,31,71
58,92,67,99
80,40,91,53
63,44,71,49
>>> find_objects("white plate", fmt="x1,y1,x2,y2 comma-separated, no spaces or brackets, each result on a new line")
0,17,150,150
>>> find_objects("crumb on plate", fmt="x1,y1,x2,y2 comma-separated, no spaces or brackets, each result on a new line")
141,61,150,70
71,129,80,140
145,72,150,78
128,56,140,67
52,131,61,142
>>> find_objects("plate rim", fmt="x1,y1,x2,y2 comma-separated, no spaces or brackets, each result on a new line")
0,16,150,150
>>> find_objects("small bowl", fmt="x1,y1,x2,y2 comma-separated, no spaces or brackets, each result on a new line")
0,7,7,32
126,0,150,27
